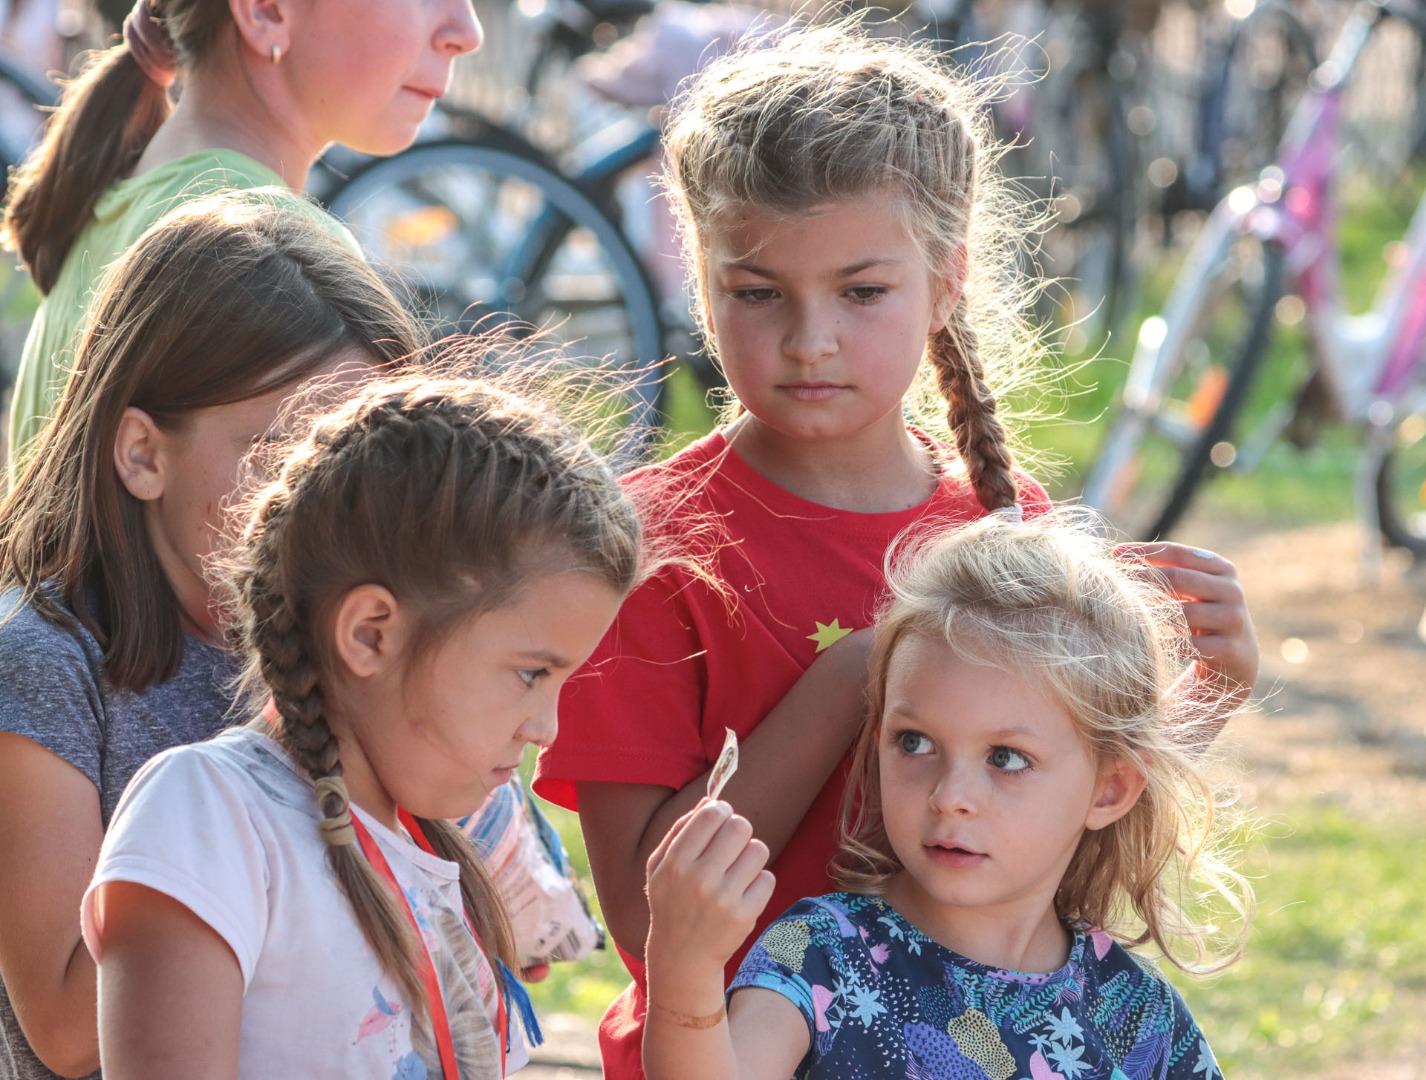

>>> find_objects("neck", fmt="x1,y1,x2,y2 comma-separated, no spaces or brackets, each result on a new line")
881,872,1071,974
725,413,938,513
135,39,319,189
325,709,402,834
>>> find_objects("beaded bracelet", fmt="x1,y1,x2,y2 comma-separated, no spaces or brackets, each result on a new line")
651,1002,726,1030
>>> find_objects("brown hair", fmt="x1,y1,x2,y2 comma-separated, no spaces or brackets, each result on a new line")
3,0,234,292
0,191,419,692
837,512,1253,973
228,374,642,1015
662,19,1050,512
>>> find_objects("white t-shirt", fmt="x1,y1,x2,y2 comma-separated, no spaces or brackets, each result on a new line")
83,726,529,1079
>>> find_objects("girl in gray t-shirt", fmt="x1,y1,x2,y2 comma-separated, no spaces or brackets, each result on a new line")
0,193,415,1080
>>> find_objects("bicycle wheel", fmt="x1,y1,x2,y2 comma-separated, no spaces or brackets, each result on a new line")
1082,220,1286,540
1373,388,1426,556
1029,9,1142,351
323,134,666,467
1214,1,1315,189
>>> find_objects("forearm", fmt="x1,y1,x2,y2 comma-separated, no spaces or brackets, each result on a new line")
644,957,741,1080
586,633,870,956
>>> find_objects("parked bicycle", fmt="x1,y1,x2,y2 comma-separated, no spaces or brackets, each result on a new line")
1081,0,1426,558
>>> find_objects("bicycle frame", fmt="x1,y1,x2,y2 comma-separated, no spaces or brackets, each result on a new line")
1233,0,1426,422
1095,0,1426,552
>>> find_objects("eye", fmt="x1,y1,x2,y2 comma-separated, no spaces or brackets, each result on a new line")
729,286,778,305
896,730,934,756
845,285,888,303
517,668,550,688
989,746,1031,773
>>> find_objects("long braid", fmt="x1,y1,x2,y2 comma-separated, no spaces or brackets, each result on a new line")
229,376,640,1024
238,488,429,1019
928,314,1020,512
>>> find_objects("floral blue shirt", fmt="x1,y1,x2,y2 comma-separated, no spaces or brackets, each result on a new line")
729,892,1221,1080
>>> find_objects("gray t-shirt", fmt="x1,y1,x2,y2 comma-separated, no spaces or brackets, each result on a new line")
0,586,241,1080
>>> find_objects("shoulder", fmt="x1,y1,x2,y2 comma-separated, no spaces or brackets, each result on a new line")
0,586,95,664
1078,934,1219,1077
0,587,104,719
622,431,731,506
745,892,883,966
118,728,301,822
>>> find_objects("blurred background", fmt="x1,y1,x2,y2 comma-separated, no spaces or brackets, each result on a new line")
1,0,1423,1074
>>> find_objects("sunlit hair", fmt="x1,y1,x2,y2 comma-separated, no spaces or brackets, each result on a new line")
0,191,418,692
226,375,643,1016
4,0,240,292
836,512,1253,973
661,17,1051,513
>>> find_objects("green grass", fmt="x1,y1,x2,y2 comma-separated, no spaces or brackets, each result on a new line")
1171,808,1426,1077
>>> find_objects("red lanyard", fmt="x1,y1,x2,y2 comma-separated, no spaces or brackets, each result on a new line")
350,810,510,1079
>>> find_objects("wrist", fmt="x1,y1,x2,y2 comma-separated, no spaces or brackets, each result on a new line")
645,951,727,1016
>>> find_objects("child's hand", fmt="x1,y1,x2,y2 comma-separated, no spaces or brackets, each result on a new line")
1116,541,1259,698
645,800,775,982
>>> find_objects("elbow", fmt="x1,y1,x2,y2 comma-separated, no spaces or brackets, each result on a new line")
16,1005,100,1078
603,900,651,964
30,1034,100,1079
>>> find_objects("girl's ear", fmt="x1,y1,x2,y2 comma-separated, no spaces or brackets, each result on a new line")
227,0,291,60
331,584,408,679
1084,755,1148,831
930,246,969,334
113,407,167,501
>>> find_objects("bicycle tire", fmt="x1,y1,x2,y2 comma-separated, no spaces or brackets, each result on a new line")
322,134,666,468
1082,222,1286,540
1213,1,1316,191
1028,7,1142,350
1372,388,1426,556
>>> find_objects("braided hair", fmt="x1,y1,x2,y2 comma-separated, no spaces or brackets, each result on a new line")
663,19,1048,512
229,376,642,1016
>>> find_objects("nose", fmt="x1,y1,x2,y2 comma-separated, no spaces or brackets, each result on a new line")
782,301,837,366
519,701,559,750
928,758,981,815
439,0,483,55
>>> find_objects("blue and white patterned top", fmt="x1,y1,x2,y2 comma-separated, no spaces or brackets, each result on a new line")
729,892,1221,1080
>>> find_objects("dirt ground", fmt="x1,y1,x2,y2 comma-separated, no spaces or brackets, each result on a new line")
523,515,1426,1079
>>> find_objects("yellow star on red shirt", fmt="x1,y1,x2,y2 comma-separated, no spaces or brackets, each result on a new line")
807,619,854,653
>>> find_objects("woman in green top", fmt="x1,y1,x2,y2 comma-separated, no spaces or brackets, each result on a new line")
3,0,482,476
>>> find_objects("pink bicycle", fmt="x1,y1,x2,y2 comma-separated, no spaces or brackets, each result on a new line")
1082,0,1426,558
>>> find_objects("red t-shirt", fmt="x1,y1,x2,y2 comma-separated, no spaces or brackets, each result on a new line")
533,430,1049,1079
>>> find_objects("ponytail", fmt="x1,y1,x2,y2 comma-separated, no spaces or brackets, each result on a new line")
926,308,1020,512
3,44,171,293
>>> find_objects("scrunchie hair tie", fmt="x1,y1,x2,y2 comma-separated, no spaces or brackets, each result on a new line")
313,775,358,848
992,503,1024,523
122,0,178,88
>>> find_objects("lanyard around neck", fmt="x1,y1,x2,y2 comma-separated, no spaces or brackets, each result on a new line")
350,811,509,1079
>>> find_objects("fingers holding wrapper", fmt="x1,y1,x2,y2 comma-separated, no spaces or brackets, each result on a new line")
707,728,739,800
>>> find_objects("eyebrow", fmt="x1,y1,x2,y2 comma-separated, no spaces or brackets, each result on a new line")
883,707,1045,742
513,649,571,668
727,256,903,279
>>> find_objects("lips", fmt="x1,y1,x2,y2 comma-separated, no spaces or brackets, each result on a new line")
779,382,846,402
924,842,987,869
490,763,520,786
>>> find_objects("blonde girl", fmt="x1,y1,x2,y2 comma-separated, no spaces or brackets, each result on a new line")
80,376,642,1079
645,513,1251,1080
4,0,480,472
532,21,1258,1079
0,193,416,1080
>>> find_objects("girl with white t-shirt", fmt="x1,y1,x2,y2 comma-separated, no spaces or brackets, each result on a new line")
82,377,643,1080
